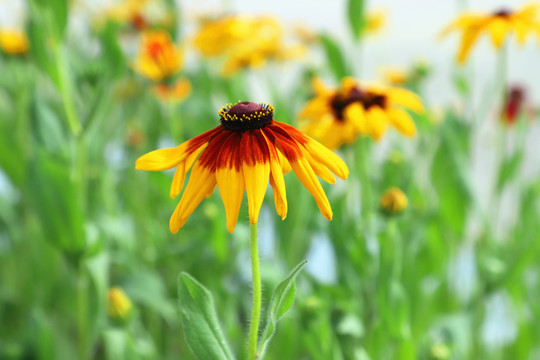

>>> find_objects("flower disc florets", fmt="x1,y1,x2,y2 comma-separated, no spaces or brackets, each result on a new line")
219,101,274,131
494,9,512,17
330,87,387,120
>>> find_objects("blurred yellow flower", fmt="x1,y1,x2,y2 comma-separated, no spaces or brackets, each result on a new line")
153,79,191,103
0,30,29,55
193,15,303,76
380,187,408,215
108,287,132,320
380,67,408,86
134,30,183,82
440,3,540,64
104,0,172,30
299,77,424,149
366,9,387,35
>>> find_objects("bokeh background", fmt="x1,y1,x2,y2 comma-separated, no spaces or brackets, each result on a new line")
1,0,540,359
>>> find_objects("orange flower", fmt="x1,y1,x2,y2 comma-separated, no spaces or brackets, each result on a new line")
136,102,349,233
133,30,182,82
153,79,191,103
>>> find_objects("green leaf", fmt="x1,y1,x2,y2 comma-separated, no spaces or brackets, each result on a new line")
177,273,235,360
496,150,523,191
259,260,308,358
319,34,349,81
347,0,365,40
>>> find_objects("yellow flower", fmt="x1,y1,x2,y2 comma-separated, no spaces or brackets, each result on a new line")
134,30,183,82
380,66,408,86
108,287,132,320
0,30,29,55
440,3,540,64
299,77,424,149
153,79,191,103
193,15,302,76
136,101,348,233
365,9,387,35
380,187,408,215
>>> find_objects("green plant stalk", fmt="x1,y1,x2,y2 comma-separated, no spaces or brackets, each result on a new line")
248,223,261,360
77,266,89,360
54,44,81,136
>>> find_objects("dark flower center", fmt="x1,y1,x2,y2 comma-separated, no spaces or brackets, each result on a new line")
330,87,387,120
219,101,274,131
494,9,512,17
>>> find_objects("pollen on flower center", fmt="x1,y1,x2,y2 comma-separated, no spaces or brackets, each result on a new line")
330,87,387,120
219,101,274,131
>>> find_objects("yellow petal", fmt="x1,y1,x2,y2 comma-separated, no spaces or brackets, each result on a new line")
243,162,270,224
169,163,216,233
290,156,332,220
242,131,271,225
365,107,388,140
387,108,417,137
265,138,288,220
457,25,485,64
488,18,510,48
277,149,292,174
216,166,245,233
305,150,336,184
439,13,484,38
344,103,367,133
136,145,188,171
270,176,287,220
387,88,424,113
170,143,207,198
303,138,349,180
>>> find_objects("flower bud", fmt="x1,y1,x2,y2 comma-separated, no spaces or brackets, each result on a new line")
380,187,408,215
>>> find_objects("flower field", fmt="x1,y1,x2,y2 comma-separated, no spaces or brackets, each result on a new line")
1,0,540,359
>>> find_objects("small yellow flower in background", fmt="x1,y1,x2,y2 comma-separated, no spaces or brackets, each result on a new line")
104,0,172,31
299,77,424,149
108,287,132,320
440,3,540,64
193,15,304,76
365,9,387,35
134,30,183,82
380,67,408,86
380,187,408,215
136,101,348,233
153,79,191,103
0,29,29,55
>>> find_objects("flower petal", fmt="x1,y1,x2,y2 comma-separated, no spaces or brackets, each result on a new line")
387,88,424,113
170,142,207,198
488,18,510,48
290,156,332,220
169,162,216,233
302,138,349,180
216,134,245,233
388,108,417,137
241,130,271,225
457,25,485,64
365,107,388,140
136,127,221,171
261,131,288,220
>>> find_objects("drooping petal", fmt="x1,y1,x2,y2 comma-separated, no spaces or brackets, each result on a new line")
301,137,349,180
488,18,510,48
136,127,221,171
365,107,388,140
439,13,484,39
261,131,288,220
457,25,485,64
170,142,207,198
387,108,417,137
169,162,217,233
304,150,336,184
387,88,424,113
290,156,332,220
344,103,367,133
216,133,245,233
241,130,271,224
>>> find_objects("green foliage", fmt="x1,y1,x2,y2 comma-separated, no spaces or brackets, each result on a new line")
177,273,235,360
347,0,365,40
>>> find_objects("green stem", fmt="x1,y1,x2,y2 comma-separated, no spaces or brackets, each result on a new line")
55,43,81,136
248,223,261,360
77,265,89,360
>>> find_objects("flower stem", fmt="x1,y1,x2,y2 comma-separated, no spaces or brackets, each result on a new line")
248,223,261,360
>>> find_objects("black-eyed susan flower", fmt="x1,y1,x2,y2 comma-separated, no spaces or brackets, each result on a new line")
133,30,183,82
136,101,349,233
299,77,424,149
380,187,408,215
0,29,28,55
440,3,540,64
108,287,132,321
193,15,304,76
